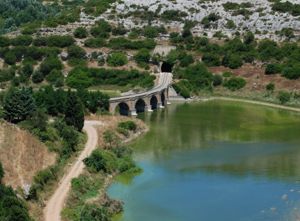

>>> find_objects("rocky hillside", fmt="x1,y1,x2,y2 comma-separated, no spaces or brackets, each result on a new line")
0,121,56,190
103,0,300,40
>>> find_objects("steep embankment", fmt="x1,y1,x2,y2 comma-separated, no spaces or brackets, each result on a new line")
0,121,56,190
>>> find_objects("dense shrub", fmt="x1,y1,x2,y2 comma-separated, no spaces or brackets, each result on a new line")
172,80,193,98
277,91,291,104
175,63,213,90
84,149,118,173
67,46,86,59
46,35,75,48
281,64,300,80
74,27,88,39
222,53,243,69
265,63,282,75
223,77,246,91
108,38,156,50
40,56,63,76
66,67,155,89
107,52,128,67
118,121,137,131
202,53,221,66
84,38,106,48
134,49,151,65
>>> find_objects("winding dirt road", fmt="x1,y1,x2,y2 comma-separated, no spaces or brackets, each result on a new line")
44,121,102,221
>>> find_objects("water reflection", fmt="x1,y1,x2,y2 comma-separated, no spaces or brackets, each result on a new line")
136,101,300,180
109,100,300,221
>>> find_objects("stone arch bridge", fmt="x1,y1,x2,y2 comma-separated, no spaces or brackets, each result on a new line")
109,72,173,116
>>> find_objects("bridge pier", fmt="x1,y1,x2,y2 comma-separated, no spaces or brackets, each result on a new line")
130,109,137,116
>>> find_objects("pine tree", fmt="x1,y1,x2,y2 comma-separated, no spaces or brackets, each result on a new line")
64,91,84,131
3,87,36,123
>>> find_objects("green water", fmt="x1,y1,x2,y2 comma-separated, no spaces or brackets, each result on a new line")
108,100,300,221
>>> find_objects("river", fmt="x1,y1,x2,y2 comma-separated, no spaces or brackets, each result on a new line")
108,100,300,221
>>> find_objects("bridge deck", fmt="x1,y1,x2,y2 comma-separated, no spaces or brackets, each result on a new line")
109,72,173,103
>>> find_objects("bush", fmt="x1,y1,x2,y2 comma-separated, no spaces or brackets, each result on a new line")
84,149,118,173
46,69,64,84
84,38,106,48
277,91,291,104
134,49,150,65
74,27,88,39
222,53,243,69
281,64,300,80
67,46,86,59
11,35,32,46
223,77,246,91
266,82,275,92
46,35,75,48
172,80,193,98
80,204,109,221
66,66,155,89
40,56,63,76
265,63,282,75
202,53,221,66
107,52,128,67
32,71,44,83
213,74,223,86
118,121,137,131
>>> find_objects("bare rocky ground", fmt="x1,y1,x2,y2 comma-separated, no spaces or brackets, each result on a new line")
105,0,300,41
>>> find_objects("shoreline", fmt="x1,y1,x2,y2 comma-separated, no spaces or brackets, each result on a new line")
60,116,148,221
170,95,300,113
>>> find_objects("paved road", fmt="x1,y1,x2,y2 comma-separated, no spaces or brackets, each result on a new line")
110,72,173,102
44,121,103,221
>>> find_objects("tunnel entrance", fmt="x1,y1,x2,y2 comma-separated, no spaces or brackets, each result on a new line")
135,99,146,113
117,102,130,116
161,62,173,73
150,96,158,110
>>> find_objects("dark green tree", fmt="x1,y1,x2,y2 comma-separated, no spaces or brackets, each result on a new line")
0,162,4,181
64,91,84,131
3,87,36,123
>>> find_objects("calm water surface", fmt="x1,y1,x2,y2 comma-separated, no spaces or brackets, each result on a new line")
108,100,300,221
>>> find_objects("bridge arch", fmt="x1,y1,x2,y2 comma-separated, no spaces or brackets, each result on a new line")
135,99,146,113
150,95,158,110
117,102,130,116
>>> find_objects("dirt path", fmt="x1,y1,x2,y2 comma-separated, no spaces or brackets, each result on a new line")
44,120,103,221
208,97,300,113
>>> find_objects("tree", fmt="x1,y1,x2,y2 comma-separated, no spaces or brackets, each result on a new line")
64,91,84,131
3,87,36,123
0,162,4,181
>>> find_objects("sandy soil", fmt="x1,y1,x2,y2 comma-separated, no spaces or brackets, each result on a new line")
44,121,103,221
